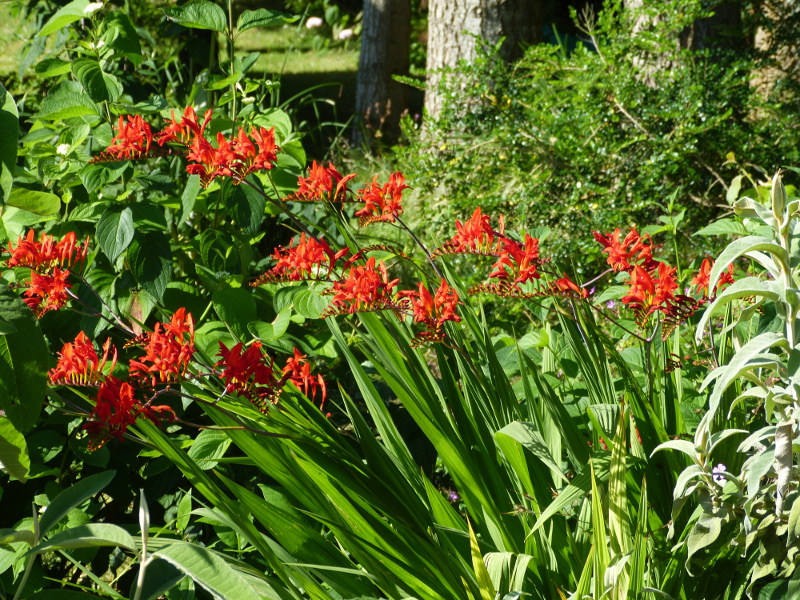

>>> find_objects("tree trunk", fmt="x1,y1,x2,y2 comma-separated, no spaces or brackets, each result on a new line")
624,0,742,87
751,0,800,102
424,0,543,120
353,0,411,146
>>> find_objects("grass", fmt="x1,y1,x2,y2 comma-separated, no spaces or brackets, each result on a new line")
0,2,34,77
0,2,359,78
231,26,359,75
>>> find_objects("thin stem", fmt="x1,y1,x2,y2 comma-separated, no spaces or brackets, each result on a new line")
227,0,236,123
71,275,136,335
395,215,443,279
241,175,313,237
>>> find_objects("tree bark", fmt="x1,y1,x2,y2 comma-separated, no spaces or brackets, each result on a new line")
424,0,543,120
751,0,800,102
624,0,742,87
353,0,411,146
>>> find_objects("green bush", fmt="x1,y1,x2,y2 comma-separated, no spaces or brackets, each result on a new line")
396,0,800,273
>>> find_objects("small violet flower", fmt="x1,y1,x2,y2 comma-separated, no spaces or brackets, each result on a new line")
712,463,727,483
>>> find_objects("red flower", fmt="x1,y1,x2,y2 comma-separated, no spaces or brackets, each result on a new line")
260,234,349,282
106,115,155,159
553,274,589,298
185,126,278,186
22,267,71,316
282,349,327,407
621,262,678,317
435,208,505,256
83,377,175,450
326,257,399,314
216,341,280,410
354,172,409,225
593,228,656,272
157,107,212,146
288,161,356,202
489,234,541,284
129,308,195,386
49,332,117,386
691,258,735,297
400,279,461,344
5,230,88,271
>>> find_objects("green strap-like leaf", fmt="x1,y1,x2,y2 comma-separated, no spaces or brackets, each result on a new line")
39,471,116,536
153,541,269,600
0,83,18,204
29,523,135,553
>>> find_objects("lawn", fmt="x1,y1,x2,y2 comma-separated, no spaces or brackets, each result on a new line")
0,3,359,78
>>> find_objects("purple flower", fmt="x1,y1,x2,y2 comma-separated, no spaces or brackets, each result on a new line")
447,491,460,503
712,463,726,483
606,300,616,309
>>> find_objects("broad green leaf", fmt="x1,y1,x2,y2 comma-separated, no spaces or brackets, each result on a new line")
709,235,787,287
701,331,787,417
34,91,100,121
176,491,192,532
294,289,328,319
696,278,782,342
685,513,723,572
180,174,201,223
199,229,238,273
128,232,173,303
651,439,700,463
248,308,291,342
96,206,134,262
233,180,267,237
39,471,116,536
788,493,800,544
0,84,18,204
34,58,73,77
72,58,123,104
6,189,60,216
165,1,228,33
213,288,256,338
0,416,29,481
37,0,91,36
726,175,743,204
30,523,135,553
0,283,49,431
237,9,297,33
153,541,265,599
187,429,231,470
693,218,748,237
254,109,293,141
102,11,142,66
0,527,35,546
